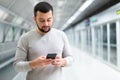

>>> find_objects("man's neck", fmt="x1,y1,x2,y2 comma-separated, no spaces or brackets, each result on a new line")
35,28,46,35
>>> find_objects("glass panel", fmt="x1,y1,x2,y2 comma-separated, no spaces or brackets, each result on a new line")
94,27,99,56
5,27,14,42
14,28,21,41
109,22,117,65
89,28,92,52
0,24,4,42
83,30,87,50
94,26,102,57
110,23,116,44
102,25,108,61
103,25,107,43
103,44,108,60
76,31,80,47
79,31,81,48
86,28,92,53
110,46,117,65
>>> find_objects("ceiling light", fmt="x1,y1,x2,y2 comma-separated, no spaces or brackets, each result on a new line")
80,0,94,12
61,0,94,30
15,17,24,25
2,13,8,20
0,9,4,19
58,0,65,7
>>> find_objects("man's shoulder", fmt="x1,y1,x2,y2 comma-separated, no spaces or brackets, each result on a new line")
51,28,67,39
20,29,35,39
52,28,65,34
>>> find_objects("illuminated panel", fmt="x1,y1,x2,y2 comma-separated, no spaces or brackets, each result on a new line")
116,10,120,15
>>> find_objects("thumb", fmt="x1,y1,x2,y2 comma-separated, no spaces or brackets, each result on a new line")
55,55,60,59
41,55,46,58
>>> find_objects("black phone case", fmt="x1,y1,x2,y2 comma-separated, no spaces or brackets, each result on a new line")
46,53,57,59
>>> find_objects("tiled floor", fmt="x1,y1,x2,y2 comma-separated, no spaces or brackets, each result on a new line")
13,47,120,80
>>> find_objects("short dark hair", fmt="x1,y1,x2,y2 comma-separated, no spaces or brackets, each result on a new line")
34,2,53,16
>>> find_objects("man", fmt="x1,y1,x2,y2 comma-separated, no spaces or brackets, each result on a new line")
13,1,73,80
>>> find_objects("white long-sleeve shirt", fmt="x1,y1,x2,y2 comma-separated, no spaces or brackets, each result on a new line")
13,28,73,80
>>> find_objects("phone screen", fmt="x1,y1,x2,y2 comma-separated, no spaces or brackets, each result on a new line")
46,53,57,59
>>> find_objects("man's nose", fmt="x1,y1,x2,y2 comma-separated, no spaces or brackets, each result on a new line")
43,21,49,26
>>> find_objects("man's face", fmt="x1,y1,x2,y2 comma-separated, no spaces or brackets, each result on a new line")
34,10,53,33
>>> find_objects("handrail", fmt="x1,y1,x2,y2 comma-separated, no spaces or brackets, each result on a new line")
0,58,14,69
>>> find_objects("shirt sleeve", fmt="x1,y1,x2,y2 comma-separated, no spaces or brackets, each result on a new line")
62,32,74,66
13,34,32,72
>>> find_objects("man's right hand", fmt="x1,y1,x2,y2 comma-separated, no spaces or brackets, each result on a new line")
29,56,52,69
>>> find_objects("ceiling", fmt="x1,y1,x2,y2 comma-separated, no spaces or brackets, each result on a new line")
0,0,118,30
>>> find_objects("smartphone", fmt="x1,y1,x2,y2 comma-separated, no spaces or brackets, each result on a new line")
46,53,57,59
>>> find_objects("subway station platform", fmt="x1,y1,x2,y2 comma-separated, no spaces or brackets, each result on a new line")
0,1,120,80
12,47,120,80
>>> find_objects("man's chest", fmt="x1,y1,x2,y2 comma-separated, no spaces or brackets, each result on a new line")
28,35,64,60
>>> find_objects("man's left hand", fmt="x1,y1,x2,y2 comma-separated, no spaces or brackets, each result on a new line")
51,56,66,67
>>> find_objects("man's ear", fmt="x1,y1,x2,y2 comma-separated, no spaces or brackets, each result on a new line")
33,17,36,22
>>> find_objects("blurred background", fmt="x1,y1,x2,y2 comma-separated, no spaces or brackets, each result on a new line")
0,0,120,80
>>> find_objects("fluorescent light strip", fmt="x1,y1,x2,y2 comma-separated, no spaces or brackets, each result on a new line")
80,0,94,11
61,0,94,30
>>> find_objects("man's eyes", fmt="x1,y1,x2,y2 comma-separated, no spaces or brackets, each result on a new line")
39,19,52,22
39,20,44,22
47,19,52,22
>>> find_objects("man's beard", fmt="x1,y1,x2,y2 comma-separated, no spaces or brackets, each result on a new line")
36,23,51,33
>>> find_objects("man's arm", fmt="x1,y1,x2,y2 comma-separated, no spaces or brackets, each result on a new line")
62,32,74,66
13,35,32,72
51,32,73,67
